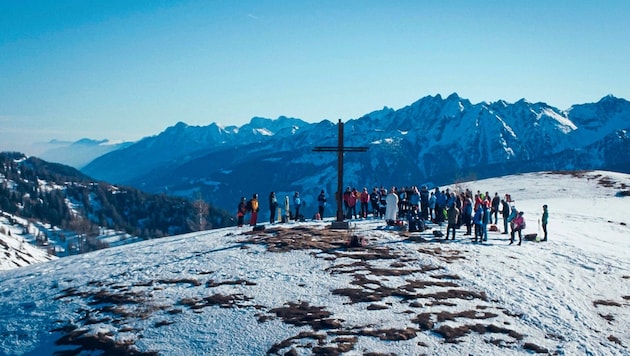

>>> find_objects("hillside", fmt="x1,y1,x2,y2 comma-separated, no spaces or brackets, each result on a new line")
0,214,56,270
0,152,234,263
1,170,628,355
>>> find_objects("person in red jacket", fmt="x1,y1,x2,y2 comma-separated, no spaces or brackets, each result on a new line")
359,187,370,218
236,197,247,227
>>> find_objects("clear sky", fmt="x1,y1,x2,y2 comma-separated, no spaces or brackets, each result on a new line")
1,0,629,154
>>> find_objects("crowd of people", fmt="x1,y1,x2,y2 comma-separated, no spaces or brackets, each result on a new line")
236,191,306,227
236,185,550,245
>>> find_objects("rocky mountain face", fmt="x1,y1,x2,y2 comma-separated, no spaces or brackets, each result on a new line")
81,94,630,217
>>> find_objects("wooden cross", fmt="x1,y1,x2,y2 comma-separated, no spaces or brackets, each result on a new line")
313,119,369,225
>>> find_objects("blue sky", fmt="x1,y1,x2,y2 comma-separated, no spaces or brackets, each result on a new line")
1,0,629,154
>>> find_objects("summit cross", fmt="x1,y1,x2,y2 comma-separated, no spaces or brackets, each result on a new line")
313,119,369,227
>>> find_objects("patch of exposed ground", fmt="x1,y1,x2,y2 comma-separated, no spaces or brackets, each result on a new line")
51,276,256,354
246,226,534,354
239,226,351,253
49,225,550,355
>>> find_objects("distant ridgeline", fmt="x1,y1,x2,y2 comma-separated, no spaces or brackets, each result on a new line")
0,152,233,247
80,94,630,215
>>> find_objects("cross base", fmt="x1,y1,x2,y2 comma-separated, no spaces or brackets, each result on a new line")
329,221,350,230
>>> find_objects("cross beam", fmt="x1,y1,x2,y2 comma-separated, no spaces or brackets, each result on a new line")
313,119,369,223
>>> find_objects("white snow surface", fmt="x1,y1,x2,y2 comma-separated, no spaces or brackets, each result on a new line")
1,171,629,355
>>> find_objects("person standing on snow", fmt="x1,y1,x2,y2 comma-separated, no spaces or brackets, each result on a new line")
360,187,370,218
482,201,491,242
491,192,501,224
317,190,327,219
284,195,290,222
293,192,302,221
269,192,278,224
428,191,436,221
446,203,460,240
236,197,247,227
500,199,511,234
472,204,484,243
420,185,430,221
510,211,526,246
507,205,518,239
370,187,380,219
462,195,473,236
541,204,549,241
248,193,259,226
435,189,447,223
384,186,399,223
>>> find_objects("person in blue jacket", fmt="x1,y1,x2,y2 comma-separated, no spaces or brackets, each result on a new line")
472,205,484,243
293,191,302,221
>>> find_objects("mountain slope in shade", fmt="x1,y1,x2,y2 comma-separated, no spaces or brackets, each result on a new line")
0,171,629,355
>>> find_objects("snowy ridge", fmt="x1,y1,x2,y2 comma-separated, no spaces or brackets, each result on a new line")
1,171,629,355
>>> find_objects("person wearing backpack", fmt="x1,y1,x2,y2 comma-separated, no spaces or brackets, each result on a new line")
510,211,526,245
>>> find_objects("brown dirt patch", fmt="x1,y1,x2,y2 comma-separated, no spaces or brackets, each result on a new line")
240,226,350,253
52,326,158,356
599,313,615,322
359,327,418,341
179,293,253,309
267,301,342,331
523,342,549,353
608,335,623,346
435,310,499,322
435,323,524,343
206,279,256,287
593,299,622,307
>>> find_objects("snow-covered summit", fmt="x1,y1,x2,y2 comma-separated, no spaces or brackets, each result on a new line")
1,170,629,355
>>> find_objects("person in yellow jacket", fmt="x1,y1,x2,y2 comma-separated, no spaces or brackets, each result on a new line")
248,193,259,226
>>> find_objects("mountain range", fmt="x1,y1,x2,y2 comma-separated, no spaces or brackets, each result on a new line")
81,93,630,218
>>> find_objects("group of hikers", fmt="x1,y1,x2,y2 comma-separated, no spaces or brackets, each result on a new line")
340,185,549,245
236,191,305,227
236,185,550,245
